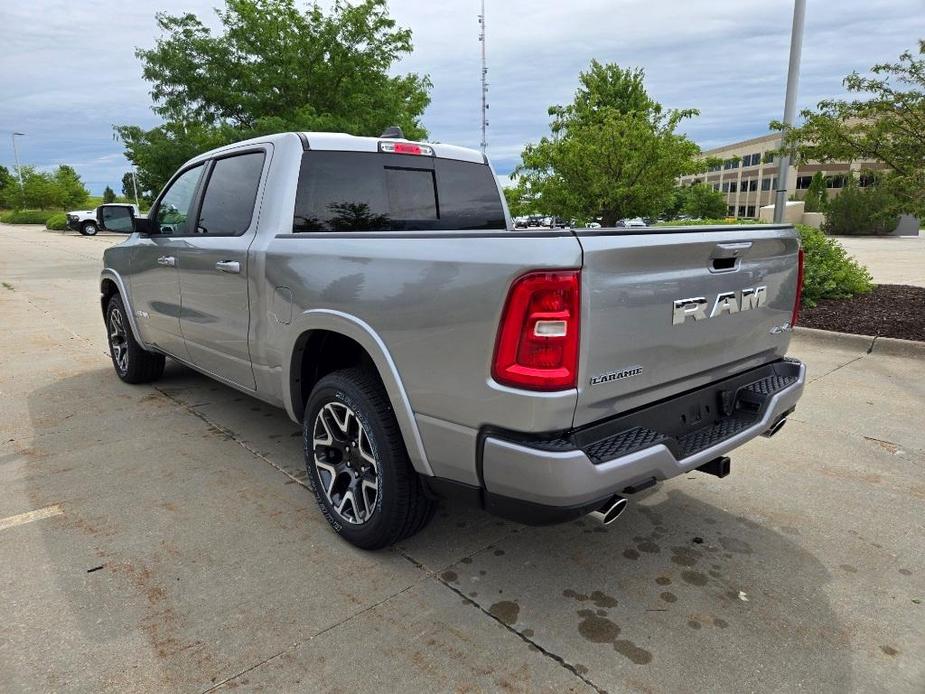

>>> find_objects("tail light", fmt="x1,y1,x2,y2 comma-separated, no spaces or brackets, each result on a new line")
492,270,581,391
791,248,804,327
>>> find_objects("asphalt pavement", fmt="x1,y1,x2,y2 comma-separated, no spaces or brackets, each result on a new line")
1,223,922,693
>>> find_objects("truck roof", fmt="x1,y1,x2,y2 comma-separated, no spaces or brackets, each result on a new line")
184,132,486,167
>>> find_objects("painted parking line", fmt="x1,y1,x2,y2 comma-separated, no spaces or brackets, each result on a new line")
0,505,63,532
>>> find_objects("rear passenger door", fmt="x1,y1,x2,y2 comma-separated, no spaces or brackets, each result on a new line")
176,148,268,389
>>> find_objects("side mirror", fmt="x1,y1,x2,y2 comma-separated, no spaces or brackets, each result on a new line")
97,204,148,234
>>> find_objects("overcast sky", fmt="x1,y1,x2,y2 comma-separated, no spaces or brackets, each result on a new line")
1,0,923,194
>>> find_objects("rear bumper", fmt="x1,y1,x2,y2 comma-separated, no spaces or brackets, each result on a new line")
477,358,805,523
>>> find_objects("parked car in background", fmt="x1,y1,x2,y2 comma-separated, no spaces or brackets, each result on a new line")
68,204,140,235
616,217,647,228
99,130,805,549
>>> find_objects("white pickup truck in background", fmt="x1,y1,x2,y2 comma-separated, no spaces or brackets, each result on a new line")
67,204,140,235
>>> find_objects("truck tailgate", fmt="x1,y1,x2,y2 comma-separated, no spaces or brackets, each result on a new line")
572,225,800,428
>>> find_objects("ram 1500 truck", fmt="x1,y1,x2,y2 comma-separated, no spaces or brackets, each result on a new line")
99,131,806,549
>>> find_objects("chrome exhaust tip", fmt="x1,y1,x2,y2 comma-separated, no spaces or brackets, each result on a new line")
762,416,788,438
589,496,628,526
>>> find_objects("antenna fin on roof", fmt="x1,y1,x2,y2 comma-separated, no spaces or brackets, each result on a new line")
380,126,404,139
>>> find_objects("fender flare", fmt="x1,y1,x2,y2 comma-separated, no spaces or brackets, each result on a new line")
100,269,150,351
283,309,434,478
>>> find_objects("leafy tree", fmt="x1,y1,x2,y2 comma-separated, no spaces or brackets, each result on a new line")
515,61,701,225
0,164,18,208
52,165,90,208
772,40,925,218
117,0,431,194
802,172,828,213
682,184,727,219
102,186,116,203
503,183,540,218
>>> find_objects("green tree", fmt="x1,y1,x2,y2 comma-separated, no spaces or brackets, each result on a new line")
682,184,727,219
773,40,925,218
0,165,17,208
514,61,701,225
102,186,116,203
117,0,432,194
802,172,828,213
52,165,90,209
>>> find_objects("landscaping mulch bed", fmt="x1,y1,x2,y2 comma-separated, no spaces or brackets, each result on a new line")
799,284,925,342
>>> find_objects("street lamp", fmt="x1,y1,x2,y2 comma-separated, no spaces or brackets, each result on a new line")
773,0,806,223
11,132,25,207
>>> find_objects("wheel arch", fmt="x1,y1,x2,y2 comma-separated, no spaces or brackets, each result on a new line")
100,270,148,350
284,310,433,477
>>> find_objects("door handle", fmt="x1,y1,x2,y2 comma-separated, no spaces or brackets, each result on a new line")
157,255,176,267
215,260,241,274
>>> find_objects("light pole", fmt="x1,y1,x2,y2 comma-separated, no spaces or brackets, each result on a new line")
773,0,806,223
131,166,141,209
11,132,25,206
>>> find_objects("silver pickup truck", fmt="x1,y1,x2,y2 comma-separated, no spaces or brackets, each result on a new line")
99,131,806,549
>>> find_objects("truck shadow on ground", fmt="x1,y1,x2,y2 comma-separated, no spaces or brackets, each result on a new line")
23,362,854,692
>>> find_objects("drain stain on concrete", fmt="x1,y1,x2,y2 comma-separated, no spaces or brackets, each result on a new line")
614,639,653,664
577,609,620,643
681,570,708,586
489,600,520,625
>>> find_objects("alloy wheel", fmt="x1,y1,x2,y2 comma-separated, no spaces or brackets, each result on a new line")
312,402,380,525
109,307,128,374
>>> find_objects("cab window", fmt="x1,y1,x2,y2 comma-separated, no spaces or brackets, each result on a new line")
154,164,204,235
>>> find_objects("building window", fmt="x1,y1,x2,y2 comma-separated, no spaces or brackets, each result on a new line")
761,176,774,191
729,181,738,193
723,158,740,170
742,179,757,192
796,175,813,190
727,206,735,216
713,183,721,191
738,205,747,217
745,206,756,218
859,173,877,187
742,153,760,167
825,175,846,189
762,151,776,164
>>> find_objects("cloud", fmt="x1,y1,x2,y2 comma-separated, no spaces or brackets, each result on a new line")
1,0,922,193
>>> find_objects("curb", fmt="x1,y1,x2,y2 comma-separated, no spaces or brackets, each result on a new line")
792,326,925,359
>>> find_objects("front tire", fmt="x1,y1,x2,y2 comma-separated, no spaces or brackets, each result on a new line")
105,295,165,383
303,368,435,549
80,221,98,236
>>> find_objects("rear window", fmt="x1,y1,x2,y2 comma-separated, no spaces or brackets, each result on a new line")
293,151,506,232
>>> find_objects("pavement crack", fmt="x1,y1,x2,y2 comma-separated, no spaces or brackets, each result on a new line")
395,547,607,694
153,386,311,489
200,580,422,693
807,353,866,384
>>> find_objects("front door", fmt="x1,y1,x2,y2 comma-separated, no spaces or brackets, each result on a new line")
176,150,267,390
130,163,205,357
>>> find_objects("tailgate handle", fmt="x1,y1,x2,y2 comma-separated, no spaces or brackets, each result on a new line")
712,242,752,259
710,242,751,272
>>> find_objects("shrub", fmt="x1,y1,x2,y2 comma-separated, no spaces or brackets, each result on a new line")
797,224,873,307
45,213,69,230
803,172,827,213
822,180,898,235
0,209,62,224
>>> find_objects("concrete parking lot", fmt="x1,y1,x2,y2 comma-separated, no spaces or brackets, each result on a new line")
833,234,925,287
1,223,923,693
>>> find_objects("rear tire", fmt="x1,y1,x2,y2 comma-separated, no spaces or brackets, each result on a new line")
80,221,98,236
105,295,165,384
303,368,435,549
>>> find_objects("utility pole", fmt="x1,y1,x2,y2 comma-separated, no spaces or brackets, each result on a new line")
11,132,25,206
478,0,488,155
131,166,141,209
773,0,806,223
